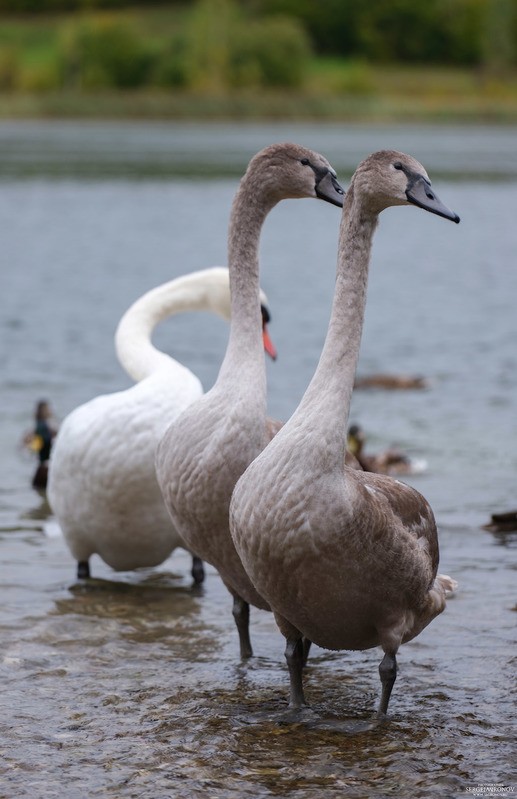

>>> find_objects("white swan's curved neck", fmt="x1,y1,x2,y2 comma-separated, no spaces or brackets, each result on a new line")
296,192,378,452
115,269,231,382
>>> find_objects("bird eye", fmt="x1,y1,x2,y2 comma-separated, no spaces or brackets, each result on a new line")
393,162,403,170
300,158,310,166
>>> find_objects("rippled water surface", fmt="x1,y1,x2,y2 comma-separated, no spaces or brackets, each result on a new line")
1,122,516,798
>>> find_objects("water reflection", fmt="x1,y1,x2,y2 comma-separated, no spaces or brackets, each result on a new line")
485,529,517,548
50,572,219,657
20,494,53,522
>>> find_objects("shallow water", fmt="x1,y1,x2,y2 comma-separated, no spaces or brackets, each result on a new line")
1,122,516,798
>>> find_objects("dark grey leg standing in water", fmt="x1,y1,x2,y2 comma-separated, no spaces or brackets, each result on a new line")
301,637,312,667
285,637,307,708
232,595,253,658
191,555,205,584
77,560,90,579
377,651,397,717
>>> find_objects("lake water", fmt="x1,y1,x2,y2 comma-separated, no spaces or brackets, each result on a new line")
0,121,516,799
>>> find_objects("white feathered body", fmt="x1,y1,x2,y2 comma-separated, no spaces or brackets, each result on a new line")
47,267,240,574
49,363,201,571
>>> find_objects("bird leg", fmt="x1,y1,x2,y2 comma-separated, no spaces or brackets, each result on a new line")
191,555,205,585
377,651,397,718
232,595,253,659
77,560,90,579
285,636,307,708
301,637,312,667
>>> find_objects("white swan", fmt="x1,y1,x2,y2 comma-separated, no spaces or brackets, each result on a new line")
230,150,459,717
156,143,345,657
48,267,273,581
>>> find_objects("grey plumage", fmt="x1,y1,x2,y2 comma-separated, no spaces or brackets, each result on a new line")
230,150,458,716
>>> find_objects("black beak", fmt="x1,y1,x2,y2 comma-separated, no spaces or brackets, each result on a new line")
315,170,345,208
406,176,460,223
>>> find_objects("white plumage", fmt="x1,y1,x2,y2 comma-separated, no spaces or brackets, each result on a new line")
48,267,263,579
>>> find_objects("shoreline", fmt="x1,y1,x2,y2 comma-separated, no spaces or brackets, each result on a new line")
2,89,517,124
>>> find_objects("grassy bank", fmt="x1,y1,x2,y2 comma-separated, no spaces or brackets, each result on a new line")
2,69,517,123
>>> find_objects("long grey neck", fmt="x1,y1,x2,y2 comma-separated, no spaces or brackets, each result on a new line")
295,185,378,453
216,176,274,393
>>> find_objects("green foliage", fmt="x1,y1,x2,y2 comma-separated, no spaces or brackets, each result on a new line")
2,0,517,100
0,46,19,90
230,16,311,87
258,0,517,66
353,0,504,66
59,15,156,89
2,0,517,70
0,0,185,10
0,0,312,92
258,0,360,58
152,32,189,88
335,59,376,95
155,0,312,89
0,19,62,91
181,0,239,91
482,0,516,70
436,0,485,65
17,60,62,91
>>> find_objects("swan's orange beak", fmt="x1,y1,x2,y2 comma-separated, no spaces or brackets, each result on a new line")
262,324,277,361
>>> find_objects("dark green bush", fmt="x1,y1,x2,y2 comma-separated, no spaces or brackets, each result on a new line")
0,46,19,90
154,0,312,89
230,16,311,87
355,0,487,65
180,0,239,91
258,0,517,66
258,0,361,58
3,0,517,69
59,16,156,89
0,0,184,10
153,33,189,88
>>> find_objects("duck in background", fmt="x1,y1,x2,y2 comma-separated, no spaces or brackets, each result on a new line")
347,423,428,476
23,399,59,491
482,510,517,534
354,373,431,390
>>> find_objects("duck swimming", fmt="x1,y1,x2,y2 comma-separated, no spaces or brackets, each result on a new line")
347,423,427,476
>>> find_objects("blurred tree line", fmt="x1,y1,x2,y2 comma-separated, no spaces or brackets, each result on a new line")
0,0,311,90
0,0,516,93
257,0,517,69
1,0,516,69
257,0,517,65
